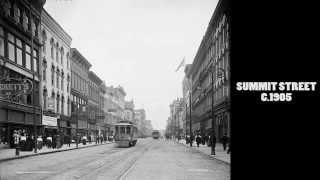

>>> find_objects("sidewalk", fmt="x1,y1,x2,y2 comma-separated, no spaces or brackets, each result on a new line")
0,141,113,163
178,139,230,164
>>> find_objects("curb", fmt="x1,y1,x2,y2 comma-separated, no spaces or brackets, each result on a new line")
177,141,230,165
0,142,114,163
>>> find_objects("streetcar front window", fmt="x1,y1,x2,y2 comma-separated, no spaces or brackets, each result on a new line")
115,127,119,134
126,126,131,134
120,126,125,134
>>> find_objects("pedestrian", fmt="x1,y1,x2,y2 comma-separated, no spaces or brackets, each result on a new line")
47,136,52,148
37,136,43,150
67,135,71,147
52,135,56,149
190,133,194,147
210,131,216,155
196,134,201,147
221,133,229,151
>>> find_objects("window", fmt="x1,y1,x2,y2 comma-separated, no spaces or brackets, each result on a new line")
50,38,54,59
8,33,15,62
61,96,64,115
25,45,31,70
67,98,70,116
33,49,38,72
56,43,59,62
120,127,125,134
61,74,64,91
42,59,47,81
51,66,55,86
126,127,131,134
60,47,64,65
0,27,4,56
56,70,59,89
42,30,47,54
57,95,60,113
16,38,23,66
43,89,47,110
66,52,69,69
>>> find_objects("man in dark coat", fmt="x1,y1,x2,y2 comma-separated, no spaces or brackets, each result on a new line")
195,134,201,147
221,133,229,151
210,131,216,155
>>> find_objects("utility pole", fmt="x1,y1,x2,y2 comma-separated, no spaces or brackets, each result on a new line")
189,90,192,147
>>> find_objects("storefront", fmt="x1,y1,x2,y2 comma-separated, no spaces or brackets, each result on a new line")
0,69,41,148
42,115,58,139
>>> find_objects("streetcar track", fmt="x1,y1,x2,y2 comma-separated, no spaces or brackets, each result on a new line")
44,139,155,180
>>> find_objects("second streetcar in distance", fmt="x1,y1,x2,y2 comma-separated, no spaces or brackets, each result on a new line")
152,130,160,139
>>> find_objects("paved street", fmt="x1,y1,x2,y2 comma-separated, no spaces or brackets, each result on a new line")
0,138,230,180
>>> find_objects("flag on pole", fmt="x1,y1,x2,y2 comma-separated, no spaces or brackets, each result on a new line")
175,57,186,72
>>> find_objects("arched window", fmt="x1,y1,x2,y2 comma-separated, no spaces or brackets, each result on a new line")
56,68,60,89
50,38,54,59
43,87,47,110
60,47,64,65
61,95,65,115
51,91,55,112
42,58,47,81
56,93,60,113
42,30,47,54
66,52,69,69
51,64,55,86
55,42,59,62
61,70,64,91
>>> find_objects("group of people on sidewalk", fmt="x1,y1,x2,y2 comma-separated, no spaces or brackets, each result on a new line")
186,132,231,155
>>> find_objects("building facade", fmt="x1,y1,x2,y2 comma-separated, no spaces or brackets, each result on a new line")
40,9,72,141
87,71,102,142
124,100,134,122
0,0,46,148
188,0,231,141
70,48,91,139
103,85,126,135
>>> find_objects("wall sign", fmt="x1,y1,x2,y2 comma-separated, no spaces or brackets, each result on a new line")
0,68,33,100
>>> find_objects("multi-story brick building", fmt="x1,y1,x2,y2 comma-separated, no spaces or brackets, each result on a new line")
70,48,91,139
188,0,231,141
40,9,72,140
88,71,102,142
0,0,46,148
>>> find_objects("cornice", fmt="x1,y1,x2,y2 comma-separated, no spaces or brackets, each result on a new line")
41,9,72,46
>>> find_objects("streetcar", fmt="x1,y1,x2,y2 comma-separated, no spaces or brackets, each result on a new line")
114,121,138,147
152,130,160,139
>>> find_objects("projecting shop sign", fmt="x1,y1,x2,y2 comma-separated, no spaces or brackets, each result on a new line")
42,115,58,127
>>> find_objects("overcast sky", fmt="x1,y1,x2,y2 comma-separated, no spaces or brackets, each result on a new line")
44,0,218,130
